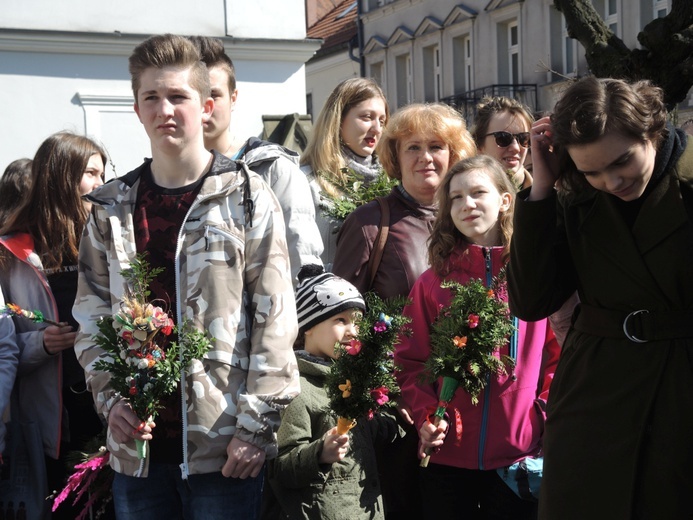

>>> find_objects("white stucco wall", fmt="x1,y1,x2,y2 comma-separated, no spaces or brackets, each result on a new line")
305,51,360,121
1,0,308,37
0,0,318,177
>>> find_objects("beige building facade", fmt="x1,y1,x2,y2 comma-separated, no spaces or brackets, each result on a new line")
358,0,686,122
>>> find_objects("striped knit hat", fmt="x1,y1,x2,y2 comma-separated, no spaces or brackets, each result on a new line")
295,264,365,334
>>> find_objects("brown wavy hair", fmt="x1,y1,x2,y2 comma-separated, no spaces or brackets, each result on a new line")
0,132,108,270
550,76,667,195
428,155,516,277
377,103,476,181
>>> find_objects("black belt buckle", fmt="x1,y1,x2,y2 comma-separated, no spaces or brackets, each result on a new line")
622,309,649,343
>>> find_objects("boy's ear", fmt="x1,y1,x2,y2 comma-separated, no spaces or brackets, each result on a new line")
133,102,143,123
202,97,214,123
230,89,238,112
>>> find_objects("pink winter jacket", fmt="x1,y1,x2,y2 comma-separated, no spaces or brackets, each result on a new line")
395,244,560,470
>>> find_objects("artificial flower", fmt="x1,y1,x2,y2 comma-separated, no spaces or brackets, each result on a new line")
370,386,390,405
339,379,352,398
453,336,468,348
344,339,362,356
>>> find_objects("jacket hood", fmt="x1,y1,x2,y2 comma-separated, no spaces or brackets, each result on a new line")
242,137,300,168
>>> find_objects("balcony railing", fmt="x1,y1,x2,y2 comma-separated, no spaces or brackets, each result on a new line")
440,84,538,126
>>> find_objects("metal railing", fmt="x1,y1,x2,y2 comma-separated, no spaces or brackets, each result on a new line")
440,84,538,126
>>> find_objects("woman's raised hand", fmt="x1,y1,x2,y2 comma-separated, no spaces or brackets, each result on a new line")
528,116,561,201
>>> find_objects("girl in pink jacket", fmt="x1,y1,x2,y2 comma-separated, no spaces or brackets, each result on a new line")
394,155,560,519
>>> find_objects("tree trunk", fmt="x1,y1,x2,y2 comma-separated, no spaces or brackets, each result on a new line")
554,0,693,108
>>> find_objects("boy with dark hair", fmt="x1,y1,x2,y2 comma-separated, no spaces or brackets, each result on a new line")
188,36,323,285
74,33,299,519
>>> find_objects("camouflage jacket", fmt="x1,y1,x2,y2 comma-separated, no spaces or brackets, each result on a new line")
74,152,300,477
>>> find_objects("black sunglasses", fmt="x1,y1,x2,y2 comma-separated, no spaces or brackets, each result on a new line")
485,131,531,148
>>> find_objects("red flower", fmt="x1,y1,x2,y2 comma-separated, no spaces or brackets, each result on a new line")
121,329,135,345
467,314,480,328
345,339,362,356
370,386,390,405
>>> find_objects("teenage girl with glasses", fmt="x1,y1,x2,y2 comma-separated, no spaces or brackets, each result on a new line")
472,96,534,191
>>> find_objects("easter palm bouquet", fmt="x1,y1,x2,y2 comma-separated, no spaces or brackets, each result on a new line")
92,254,213,458
52,254,212,517
325,291,410,433
322,168,399,224
419,273,516,466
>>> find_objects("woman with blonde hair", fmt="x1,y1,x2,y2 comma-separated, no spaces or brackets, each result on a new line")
301,77,389,266
332,102,476,519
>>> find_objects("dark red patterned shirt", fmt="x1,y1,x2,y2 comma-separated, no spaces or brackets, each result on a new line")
134,165,205,464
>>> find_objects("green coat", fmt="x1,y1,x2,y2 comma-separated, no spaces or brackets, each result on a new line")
266,352,402,520
508,133,693,519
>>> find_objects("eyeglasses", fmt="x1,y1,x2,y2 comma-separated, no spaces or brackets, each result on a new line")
485,131,531,148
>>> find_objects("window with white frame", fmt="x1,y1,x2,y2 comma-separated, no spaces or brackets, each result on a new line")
465,36,473,92
562,15,578,76
654,0,669,18
508,21,520,85
605,0,619,34
370,61,384,89
423,44,441,102
496,19,516,84
453,34,474,93
396,53,412,108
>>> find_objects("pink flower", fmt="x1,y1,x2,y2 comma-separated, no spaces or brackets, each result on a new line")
467,314,480,328
345,339,362,355
151,307,174,335
370,386,390,406
374,313,392,332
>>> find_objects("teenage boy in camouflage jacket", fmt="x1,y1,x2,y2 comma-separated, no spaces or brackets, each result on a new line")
73,34,299,519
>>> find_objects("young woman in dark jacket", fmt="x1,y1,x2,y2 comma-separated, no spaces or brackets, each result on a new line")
508,76,693,519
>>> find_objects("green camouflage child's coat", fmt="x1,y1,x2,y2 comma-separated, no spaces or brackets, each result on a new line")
74,152,300,478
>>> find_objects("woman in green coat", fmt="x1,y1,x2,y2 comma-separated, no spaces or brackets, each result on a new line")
508,76,693,519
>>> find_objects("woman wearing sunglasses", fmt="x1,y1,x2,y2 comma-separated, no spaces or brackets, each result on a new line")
472,96,534,190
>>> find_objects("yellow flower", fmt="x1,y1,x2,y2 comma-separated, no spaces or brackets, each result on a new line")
338,379,352,398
